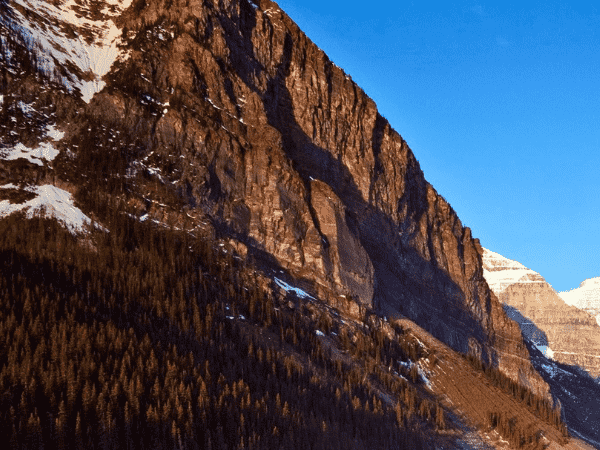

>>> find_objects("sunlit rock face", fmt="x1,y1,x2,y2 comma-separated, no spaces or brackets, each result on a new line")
483,248,600,377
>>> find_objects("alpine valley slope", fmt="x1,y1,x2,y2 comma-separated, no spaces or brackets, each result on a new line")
1,0,596,448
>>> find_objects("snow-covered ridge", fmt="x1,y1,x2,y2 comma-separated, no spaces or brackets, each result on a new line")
482,247,545,294
3,0,133,102
0,184,94,233
560,278,600,327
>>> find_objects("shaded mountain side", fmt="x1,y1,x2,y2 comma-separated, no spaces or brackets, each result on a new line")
8,0,546,398
482,248,600,377
0,208,582,450
525,341,600,448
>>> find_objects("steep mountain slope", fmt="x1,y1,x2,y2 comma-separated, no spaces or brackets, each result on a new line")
1,0,593,448
1,0,548,396
482,248,600,377
560,278,600,327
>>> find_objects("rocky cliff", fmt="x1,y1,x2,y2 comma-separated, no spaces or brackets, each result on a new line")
483,248,600,378
1,0,549,398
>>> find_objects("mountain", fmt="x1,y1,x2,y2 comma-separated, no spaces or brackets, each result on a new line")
482,247,600,377
560,278,600,327
483,247,600,446
0,0,594,448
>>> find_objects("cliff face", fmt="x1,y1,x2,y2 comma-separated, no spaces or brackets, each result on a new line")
483,248,600,377
1,0,549,397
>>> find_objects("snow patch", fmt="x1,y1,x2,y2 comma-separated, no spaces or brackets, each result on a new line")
315,330,324,336
46,124,65,141
1,142,59,166
535,345,554,359
541,363,556,377
0,184,94,233
274,277,315,300
18,101,35,115
418,365,432,390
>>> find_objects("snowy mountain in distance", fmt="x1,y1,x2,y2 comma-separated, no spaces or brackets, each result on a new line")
1,0,132,102
482,247,600,378
482,247,546,293
482,247,600,445
560,278,600,327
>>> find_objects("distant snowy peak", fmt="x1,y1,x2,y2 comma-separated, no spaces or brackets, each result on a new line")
2,0,133,102
559,278,600,325
482,247,545,294
560,277,600,307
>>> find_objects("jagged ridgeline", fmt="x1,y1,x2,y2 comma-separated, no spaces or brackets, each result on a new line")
0,0,581,448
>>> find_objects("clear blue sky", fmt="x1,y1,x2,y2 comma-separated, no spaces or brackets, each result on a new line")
275,0,600,293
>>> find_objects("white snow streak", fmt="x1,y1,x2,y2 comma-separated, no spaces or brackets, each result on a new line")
0,184,93,233
274,278,315,300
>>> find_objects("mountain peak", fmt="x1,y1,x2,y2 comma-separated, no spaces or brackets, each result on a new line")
482,247,545,293
559,277,600,327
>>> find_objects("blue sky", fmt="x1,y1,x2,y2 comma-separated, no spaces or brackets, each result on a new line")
275,0,600,292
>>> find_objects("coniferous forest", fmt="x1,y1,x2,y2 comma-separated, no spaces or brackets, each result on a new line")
0,195,441,449
0,189,570,449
